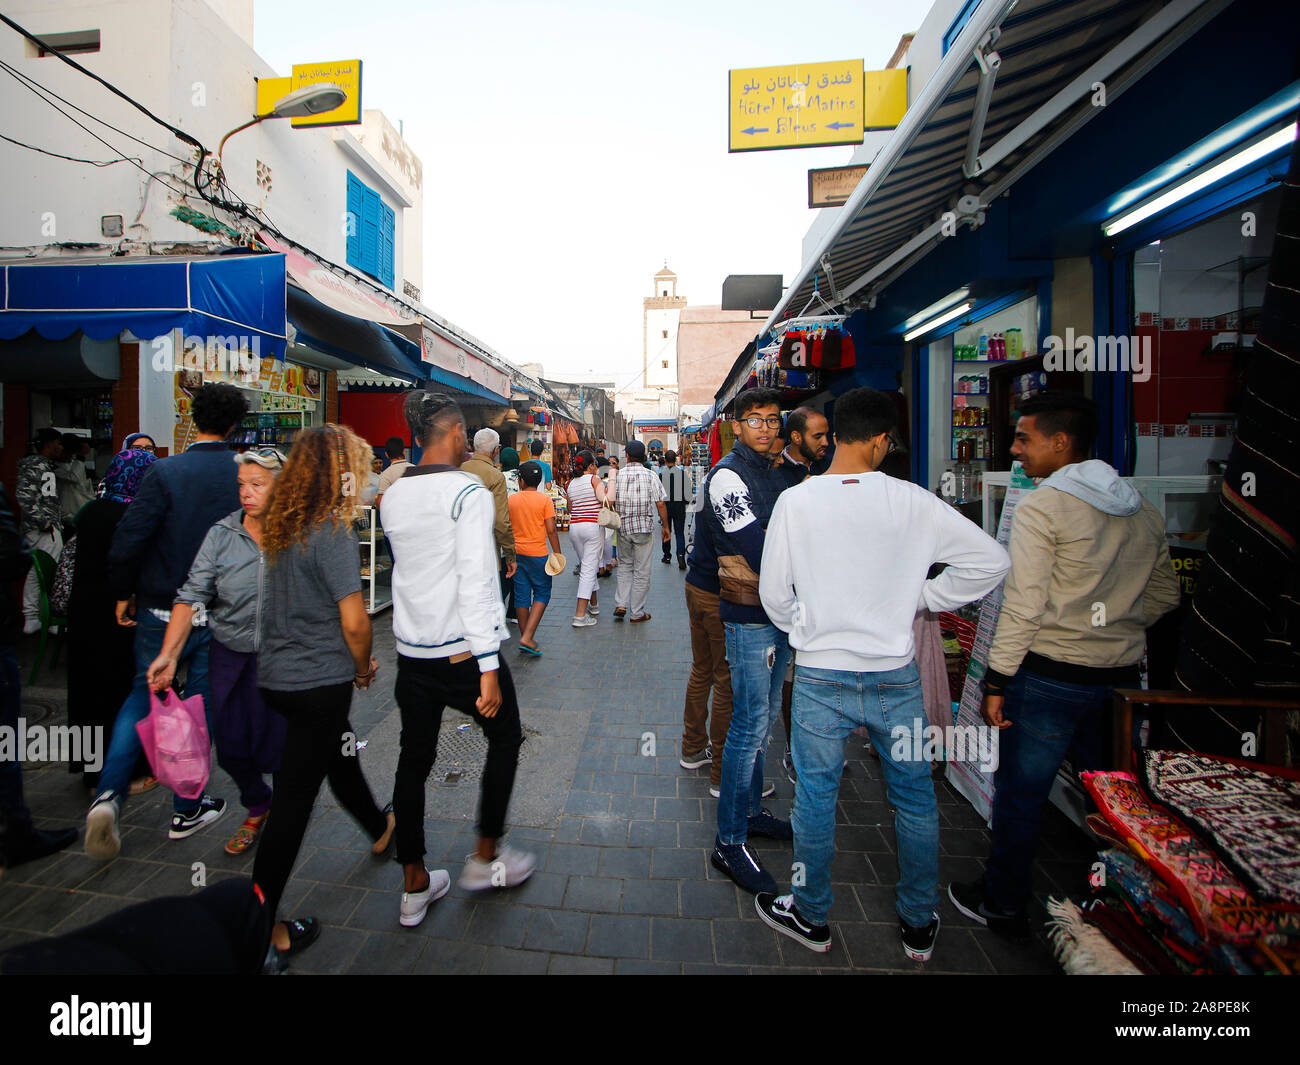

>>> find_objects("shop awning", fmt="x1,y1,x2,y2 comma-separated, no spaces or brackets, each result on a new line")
766,0,1231,328
286,282,425,384
0,253,288,353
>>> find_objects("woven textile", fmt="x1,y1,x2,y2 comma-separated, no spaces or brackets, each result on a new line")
1138,749,1300,906
1081,771,1300,944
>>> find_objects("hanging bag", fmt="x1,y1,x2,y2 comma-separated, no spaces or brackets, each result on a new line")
136,688,210,800
49,535,77,616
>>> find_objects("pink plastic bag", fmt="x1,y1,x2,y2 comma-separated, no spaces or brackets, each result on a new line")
136,689,211,801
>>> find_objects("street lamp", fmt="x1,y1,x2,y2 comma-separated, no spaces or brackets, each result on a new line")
216,83,348,171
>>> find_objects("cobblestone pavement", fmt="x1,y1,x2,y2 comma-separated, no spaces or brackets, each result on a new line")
2,557,1094,973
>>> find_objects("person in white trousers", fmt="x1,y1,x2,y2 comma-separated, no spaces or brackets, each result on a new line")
565,451,607,626
612,440,669,623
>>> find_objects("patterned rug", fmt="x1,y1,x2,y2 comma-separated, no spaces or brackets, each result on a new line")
1081,771,1300,944
1138,749,1300,906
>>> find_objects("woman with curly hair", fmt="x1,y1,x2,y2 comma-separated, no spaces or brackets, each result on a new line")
251,425,395,965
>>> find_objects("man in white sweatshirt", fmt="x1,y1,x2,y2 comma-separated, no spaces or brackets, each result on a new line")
381,392,535,929
757,387,1010,960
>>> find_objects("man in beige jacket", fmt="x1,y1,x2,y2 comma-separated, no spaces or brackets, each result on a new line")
948,392,1180,937
462,428,517,608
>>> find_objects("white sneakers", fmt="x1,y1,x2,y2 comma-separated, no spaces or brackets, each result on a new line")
571,615,597,627
85,793,121,860
457,846,537,891
399,867,452,927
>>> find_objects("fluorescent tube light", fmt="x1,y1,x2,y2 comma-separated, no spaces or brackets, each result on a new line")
903,301,973,341
902,288,970,332
1104,124,1297,237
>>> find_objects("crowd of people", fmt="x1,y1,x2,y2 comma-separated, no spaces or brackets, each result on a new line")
0,379,1179,971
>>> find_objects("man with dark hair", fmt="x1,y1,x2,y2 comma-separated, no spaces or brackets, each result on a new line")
381,392,534,926
758,387,1009,959
528,439,553,489
86,383,249,859
16,428,63,634
780,407,829,483
707,387,793,895
949,391,1180,937
659,449,692,569
375,436,412,508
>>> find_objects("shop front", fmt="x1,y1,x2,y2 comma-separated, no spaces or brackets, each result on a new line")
0,252,288,492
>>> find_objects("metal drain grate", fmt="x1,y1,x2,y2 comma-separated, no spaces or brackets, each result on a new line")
433,720,539,787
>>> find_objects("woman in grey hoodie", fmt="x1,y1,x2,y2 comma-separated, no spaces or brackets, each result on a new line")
145,448,286,856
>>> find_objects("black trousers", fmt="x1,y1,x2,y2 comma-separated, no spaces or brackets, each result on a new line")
393,655,523,864
663,501,687,560
252,682,387,920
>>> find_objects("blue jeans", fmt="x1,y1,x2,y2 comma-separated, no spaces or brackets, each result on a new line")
98,611,212,814
791,661,938,928
984,669,1111,915
717,622,791,845
511,553,552,608
0,643,32,834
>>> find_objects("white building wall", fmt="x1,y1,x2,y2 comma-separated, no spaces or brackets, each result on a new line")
0,0,419,297
644,306,680,388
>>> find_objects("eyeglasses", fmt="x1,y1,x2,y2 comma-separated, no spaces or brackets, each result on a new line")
742,415,784,429
132,442,156,452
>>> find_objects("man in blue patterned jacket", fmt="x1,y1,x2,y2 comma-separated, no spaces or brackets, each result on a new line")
705,388,794,895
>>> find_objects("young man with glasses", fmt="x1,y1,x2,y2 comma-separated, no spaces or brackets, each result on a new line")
707,389,795,895
757,387,1009,960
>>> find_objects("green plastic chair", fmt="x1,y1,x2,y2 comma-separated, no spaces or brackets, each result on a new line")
28,548,67,684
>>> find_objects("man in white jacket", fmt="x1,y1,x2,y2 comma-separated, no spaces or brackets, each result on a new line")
380,392,536,929
757,387,1010,961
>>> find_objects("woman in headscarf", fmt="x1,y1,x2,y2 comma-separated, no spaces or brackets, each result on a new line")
121,433,156,453
499,446,522,495
66,448,158,789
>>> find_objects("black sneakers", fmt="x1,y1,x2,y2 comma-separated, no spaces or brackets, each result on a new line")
755,893,831,953
947,880,1030,938
169,794,227,839
711,839,777,895
900,912,940,962
746,808,793,841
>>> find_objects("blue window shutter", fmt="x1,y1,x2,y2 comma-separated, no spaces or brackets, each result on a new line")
346,172,363,270
379,201,395,289
360,187,381,279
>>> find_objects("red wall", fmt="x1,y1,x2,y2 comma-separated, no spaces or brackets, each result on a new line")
338,392,411,449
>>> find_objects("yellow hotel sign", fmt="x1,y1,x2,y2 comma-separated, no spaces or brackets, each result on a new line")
255,59,362,128
728,61,907,152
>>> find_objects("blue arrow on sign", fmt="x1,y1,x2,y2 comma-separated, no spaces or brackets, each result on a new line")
741,126,769,135
826,121,856,131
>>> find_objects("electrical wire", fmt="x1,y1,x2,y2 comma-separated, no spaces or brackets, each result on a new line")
0,12,202,151
0,64,193,201
0,130,142,167
0,58,194,167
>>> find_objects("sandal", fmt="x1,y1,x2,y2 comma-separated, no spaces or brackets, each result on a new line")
224,813,268,855
275,916,321,956
371,803,395,855
128,775,158,797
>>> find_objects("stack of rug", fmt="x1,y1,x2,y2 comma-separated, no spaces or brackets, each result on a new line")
1046,750,1300,975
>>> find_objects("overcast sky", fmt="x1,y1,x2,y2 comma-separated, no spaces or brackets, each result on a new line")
254,0,927,388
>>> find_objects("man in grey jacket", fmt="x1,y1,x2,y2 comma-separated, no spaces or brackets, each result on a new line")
949,392,1180,936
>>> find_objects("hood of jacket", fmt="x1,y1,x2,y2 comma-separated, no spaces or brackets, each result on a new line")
1041,459,1142,516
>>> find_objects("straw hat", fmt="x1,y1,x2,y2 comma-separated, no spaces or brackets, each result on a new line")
545,553,566,576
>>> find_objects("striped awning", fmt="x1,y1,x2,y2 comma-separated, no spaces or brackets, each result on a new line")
767,0,1229,328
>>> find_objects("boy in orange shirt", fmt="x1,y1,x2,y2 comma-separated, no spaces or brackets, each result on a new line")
507,461,562,655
